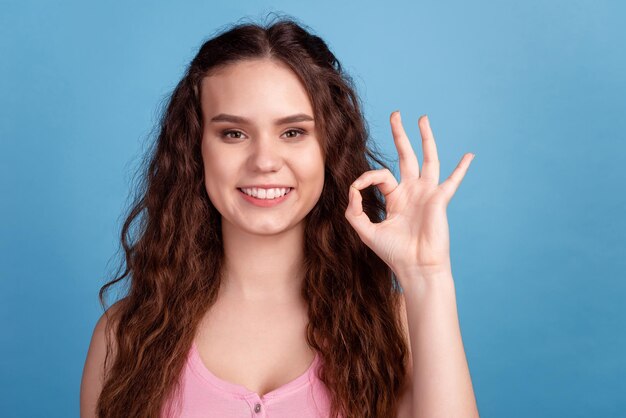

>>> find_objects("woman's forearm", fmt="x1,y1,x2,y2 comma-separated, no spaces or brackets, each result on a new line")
400,270,480,418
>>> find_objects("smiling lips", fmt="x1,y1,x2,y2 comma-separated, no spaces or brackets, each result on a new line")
238,187,293,207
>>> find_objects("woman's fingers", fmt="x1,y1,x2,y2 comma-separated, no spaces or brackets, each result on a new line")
346,168,399,245
418,115,440,184
352,168,399,197
345,184,376,246
439,153,475,202
390,111,420,181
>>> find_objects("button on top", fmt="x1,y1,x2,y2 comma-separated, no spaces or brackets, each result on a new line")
254,402,262,413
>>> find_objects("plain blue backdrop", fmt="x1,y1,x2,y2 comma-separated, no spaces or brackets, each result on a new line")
1,1,625,417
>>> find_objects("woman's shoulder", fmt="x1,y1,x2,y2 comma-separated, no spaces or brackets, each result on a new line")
80,298,126,418
91,299,126,347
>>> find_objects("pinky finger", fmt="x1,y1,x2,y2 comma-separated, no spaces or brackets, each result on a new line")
439,153,475,202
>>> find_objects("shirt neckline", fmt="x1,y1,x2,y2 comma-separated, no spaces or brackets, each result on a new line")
189,341,320,400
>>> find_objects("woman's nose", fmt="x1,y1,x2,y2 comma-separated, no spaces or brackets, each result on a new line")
248,134,283,172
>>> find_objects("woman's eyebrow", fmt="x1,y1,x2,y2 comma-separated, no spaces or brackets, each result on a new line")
209,113,315,125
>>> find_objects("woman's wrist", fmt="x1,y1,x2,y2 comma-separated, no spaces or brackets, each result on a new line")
396,265,455,297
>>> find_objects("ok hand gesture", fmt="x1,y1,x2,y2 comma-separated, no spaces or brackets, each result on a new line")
345,112,475,288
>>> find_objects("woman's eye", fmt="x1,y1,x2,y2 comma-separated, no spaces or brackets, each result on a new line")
284,129,306,139
221,130,244,140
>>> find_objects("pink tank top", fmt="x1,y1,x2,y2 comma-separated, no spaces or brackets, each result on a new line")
163,342,334,417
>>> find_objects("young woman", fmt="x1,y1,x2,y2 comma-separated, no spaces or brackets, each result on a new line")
80,16,479,418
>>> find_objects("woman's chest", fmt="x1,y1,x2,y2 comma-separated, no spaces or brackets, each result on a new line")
193,299,316,397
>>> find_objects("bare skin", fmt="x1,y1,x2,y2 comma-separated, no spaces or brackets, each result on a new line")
193,284,315,397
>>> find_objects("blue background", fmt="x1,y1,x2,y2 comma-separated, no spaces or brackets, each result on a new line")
1,1,625,417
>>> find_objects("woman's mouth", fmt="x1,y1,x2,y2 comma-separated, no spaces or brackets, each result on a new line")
237,187,293,207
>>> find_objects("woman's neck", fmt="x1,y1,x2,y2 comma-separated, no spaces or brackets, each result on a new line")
219,217,306,304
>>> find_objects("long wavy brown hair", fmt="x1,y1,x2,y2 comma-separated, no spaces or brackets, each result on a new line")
97,14,410,418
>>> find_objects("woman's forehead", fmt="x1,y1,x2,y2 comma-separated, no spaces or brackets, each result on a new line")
200,60,314,122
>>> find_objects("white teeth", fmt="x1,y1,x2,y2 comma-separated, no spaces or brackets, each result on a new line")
240,187,291,199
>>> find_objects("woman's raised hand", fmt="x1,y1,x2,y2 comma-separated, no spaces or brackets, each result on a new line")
344,111,474,288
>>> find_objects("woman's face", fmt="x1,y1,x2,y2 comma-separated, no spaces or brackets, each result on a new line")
200,58,325,235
